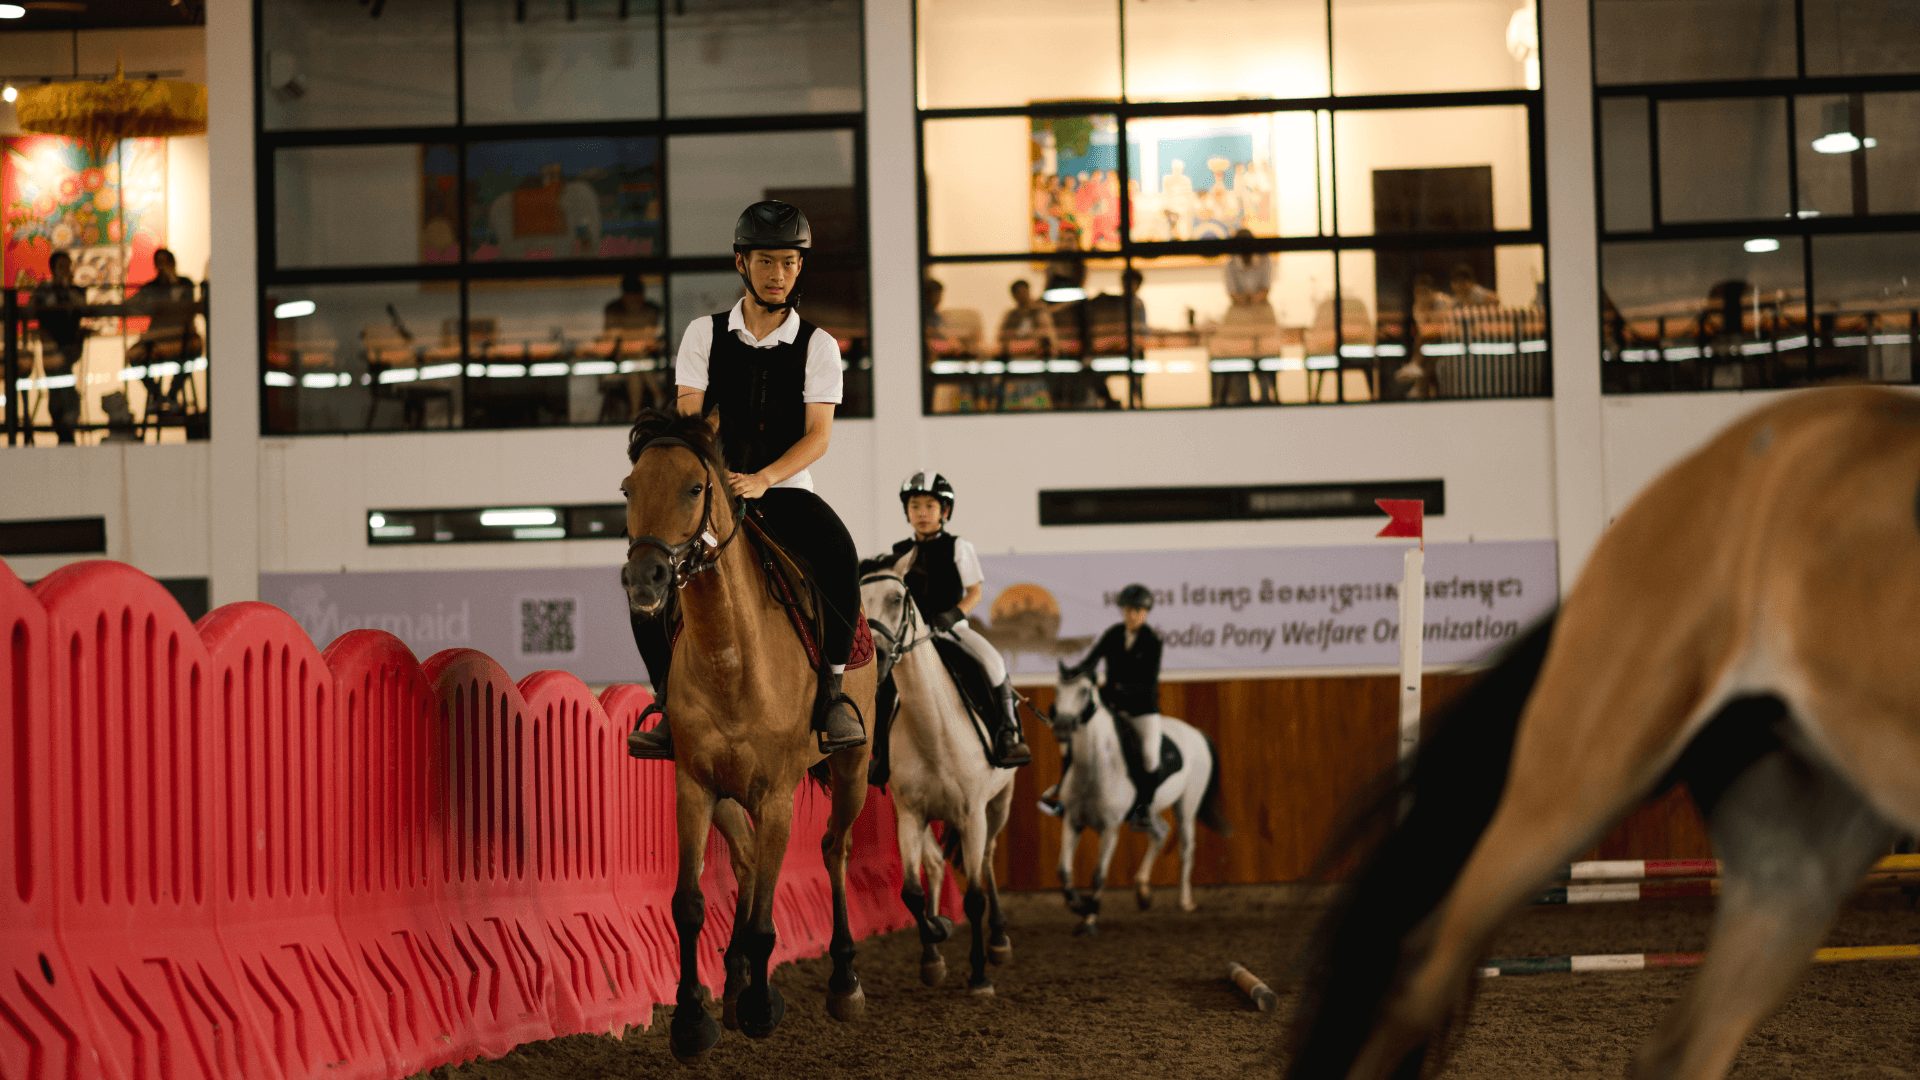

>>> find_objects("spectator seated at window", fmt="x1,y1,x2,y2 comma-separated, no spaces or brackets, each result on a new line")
29,250,89,444
998,278,1056,357
1449,262,1499,308
125,248,202,365
603,271,663,341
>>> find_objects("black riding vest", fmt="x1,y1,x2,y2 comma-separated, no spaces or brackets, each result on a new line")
702,311,820,476
892,532,964,615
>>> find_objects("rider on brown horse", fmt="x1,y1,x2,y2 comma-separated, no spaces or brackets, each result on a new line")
627,199,866,758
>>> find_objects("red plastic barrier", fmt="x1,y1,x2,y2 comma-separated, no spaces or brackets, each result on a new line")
0,558,943,1078
0,559,101,1080
419,648,563,1055
35,560,275,1079
516,670,653,1036
597,685,679,1008
198,602,392,1080
323,630,471,1075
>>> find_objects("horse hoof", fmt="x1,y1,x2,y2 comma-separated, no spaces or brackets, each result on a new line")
721,995,739,1031
1067,896,1100,918
928,915,955,944
828,980,866,1022
967,978,995,997
669,1003,720,1063
920,956,947,986
1180,899,1197,913
739,985,787,1039
1136,886,1153,911
1073,920,1098,938
987,939,1013,966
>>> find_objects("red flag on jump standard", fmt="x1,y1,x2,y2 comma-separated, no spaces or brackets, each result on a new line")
1376,498,1424,539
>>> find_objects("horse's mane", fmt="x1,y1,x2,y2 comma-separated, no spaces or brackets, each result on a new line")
627,408,727,480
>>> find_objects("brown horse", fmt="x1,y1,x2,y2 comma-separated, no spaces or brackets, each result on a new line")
1289,386,1920,1078
620,410,874,1063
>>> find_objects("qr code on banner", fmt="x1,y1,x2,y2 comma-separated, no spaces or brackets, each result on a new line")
518,597,580,658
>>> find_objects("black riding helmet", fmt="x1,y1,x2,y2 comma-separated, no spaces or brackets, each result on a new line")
899,471,956,520
734,200,812,314
1117,583,1155,610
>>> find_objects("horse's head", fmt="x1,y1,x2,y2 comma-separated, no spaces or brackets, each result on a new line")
858,545,918,681
620,408,735,616
1051,661,1100,740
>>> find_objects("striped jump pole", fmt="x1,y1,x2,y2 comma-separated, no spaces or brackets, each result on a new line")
1536,869,1920,906
1554,853,1920,883
1480,943,1920,979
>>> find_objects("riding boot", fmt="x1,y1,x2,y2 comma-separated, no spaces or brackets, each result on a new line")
625,701,674,760
815,671,868,754
1126,760,1172,832
990,679,1033,767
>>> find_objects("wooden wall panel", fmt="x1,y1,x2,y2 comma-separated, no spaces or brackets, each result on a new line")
988,672,1712,892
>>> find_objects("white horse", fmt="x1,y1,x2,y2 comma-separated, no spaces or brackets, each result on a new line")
1050,665,1228,933
860,550,1019,994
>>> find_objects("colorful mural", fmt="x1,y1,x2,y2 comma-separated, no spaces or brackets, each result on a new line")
2,136,167,288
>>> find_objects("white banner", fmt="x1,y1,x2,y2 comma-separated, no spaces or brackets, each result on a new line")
261,539,1556,686
972,540,1557,676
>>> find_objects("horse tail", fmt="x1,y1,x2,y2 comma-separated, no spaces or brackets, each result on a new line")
1285,612,1557,1080
1196,733,1231,836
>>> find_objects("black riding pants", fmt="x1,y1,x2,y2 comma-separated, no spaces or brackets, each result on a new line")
627,486,860,698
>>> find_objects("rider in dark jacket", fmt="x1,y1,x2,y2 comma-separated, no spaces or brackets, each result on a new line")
626,200,866,760
1043,583,1167,830
887,471,1031,767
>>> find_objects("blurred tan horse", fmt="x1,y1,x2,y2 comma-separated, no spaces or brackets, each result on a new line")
620,410,874,1064
1290,387,1920,1079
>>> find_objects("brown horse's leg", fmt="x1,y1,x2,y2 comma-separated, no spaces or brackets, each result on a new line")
668,771,721,1063
823,748,871,1021
736,788,795,1039
1633,729,1891,1079
712,798,756,1031
1353,664,1712,1078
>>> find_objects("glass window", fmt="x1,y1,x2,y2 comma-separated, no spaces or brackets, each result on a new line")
1331,0,1533,95
1804,0,1920,77
1795,94,1862,220
1864,93,1920,217
264,282,462,435
1600,237,1808,392
916,0,1121,110
261,0,457,130
1593,0,1796,85
463,0,662,123
1341,244,1547,401
1122,0,1328,101
1600,97,1653,232
1811,232,1919,385
923,115,1121,257
1334,107,1533,236
665,0,861,117
1656,98,1789,224
463,277,668,428
667,131,859,258
1125,112,1329,241
274,145,459,270
1141,251,1344,407
462,137,662,263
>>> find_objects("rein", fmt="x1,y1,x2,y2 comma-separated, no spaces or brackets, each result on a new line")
859,571,934,674
627,436,746,589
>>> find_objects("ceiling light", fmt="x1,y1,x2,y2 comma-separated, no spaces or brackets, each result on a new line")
480,508,559,528
512,527,568,540
0,6,25,19
1744,238,1781,254
1041,286,1086,303
274,299,316,319
2,85,15,104
1811,131,1877,154
368,512,387,529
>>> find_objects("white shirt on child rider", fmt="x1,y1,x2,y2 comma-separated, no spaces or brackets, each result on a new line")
674,300,844,493
952,535,984,591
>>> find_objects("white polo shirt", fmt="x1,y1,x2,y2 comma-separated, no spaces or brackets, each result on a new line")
675,300,843,492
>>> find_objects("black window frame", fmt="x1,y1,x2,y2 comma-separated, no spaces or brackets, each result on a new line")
912,0,1551,416
252,0,873,436
1590,2,1920,394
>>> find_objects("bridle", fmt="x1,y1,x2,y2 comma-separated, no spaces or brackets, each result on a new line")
626,436,745,590
859,570,933,678
1051,677,1099,733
